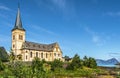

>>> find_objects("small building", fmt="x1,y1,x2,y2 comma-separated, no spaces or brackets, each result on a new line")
11,6,63,61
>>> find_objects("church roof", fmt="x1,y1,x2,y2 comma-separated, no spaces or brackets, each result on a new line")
22,41,60,52
12,5,25,31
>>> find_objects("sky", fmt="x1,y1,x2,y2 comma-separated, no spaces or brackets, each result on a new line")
1,0,120,60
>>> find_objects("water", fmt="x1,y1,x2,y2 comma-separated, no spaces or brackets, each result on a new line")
97,64,116,67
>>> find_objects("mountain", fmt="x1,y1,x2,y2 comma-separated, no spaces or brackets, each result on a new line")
96,58,119,66
0,47,9,62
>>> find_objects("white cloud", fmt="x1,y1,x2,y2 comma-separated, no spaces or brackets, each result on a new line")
27,24,57,36
104,12,120,16
51,0,66,9
109,53,120,58
0,5,11,11
85,27,105,46
92,35,104,46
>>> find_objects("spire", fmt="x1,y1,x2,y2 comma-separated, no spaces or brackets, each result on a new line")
12,4,25,31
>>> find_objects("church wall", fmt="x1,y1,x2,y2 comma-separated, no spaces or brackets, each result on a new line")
21,47,63,62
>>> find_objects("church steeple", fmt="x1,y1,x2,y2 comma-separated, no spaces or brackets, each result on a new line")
12,4,25,31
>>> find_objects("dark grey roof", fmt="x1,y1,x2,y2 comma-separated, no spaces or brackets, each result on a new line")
12,6,25,31
22,41,59,52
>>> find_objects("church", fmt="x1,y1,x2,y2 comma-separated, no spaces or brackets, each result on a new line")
11,6,63,61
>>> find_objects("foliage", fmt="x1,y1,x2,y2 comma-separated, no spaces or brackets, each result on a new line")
67,54,83,70
83,56,89,67
83,56,97,68
0,54,98,78
88,57,97,68
50,59,63,71
0,47,9,62
31,57,46,78
0,59,4,71
8,61,31,78
9,48,15,62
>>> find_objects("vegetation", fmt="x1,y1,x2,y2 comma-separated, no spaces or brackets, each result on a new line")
0,53,116,78
0,47,9,62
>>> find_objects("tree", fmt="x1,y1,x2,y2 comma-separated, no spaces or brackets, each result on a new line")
64,55,71,62
88,57,97,68
83,56,89,67
9,48,15,62
31,57,45,77
67,54,83,70
0,47,9,62
50,59,63,71
0,59,4,71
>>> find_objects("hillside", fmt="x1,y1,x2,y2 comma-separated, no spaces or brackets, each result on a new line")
0,47,9,62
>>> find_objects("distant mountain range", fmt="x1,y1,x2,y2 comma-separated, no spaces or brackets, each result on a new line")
96,58,119,66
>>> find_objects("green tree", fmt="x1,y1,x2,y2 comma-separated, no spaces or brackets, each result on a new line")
9,48,15,63
83,56,89,67
8,61,32,78
0,59,4,71
50,59,63,71
67,54,83,70
31,57,45,77
88,57,97,68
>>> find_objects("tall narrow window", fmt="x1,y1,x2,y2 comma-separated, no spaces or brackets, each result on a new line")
41,53,43,58
13,44,15,48
13,35,15,40
19,35,23,40
58,54,60,57
26,55,27,60
46,53,47,58
30,52,32,58
36,52,38,57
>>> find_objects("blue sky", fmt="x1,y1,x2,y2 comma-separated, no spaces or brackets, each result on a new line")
1,0,120,60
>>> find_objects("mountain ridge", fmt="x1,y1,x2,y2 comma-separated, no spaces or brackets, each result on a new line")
96,58,119,66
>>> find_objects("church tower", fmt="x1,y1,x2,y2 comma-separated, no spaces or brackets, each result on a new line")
11,5,25,56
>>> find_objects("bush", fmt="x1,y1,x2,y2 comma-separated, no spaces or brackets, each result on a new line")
0,59,4,71
50,59,63,71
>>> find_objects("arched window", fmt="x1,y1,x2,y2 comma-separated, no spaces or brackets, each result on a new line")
26,55,27,60
13,44,15,48
19,35,23,40
13,35,15,40
46,53,47,58
41,53,43,58
36,52,38,57
30,52,32,58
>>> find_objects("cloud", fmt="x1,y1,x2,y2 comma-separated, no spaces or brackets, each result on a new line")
85,27,105,46
0,5,11,11
27,24,57,36
104,12,120,17
0,13,7,18
51,0,66,10
109,53,120,58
